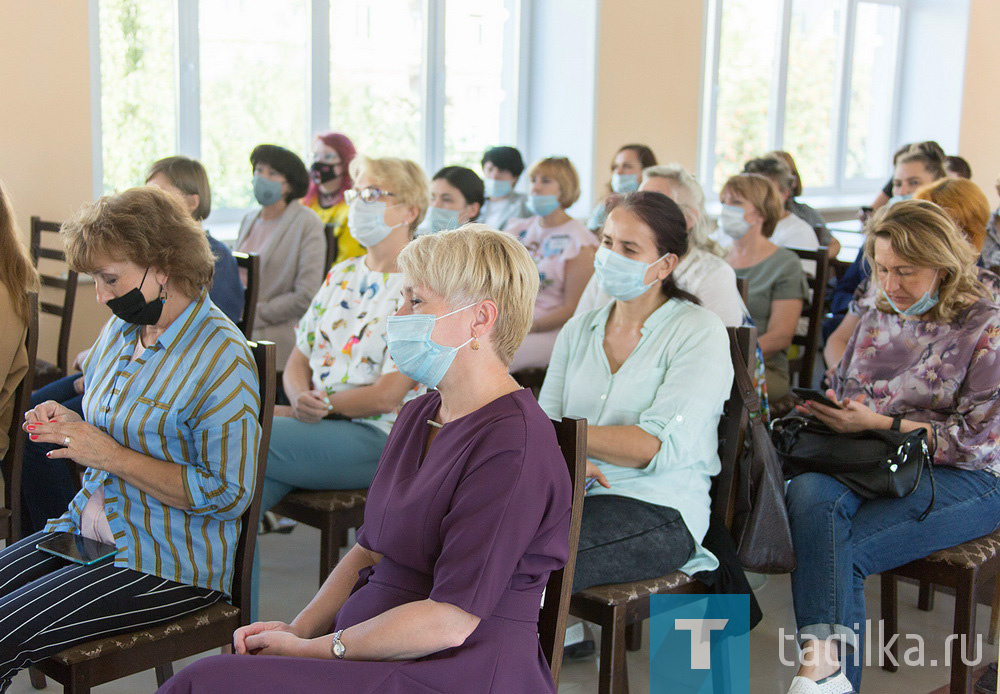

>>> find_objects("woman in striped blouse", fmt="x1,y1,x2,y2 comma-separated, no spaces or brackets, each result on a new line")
0,187,261,691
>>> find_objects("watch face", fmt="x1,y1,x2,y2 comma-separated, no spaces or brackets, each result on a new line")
333,639,345,658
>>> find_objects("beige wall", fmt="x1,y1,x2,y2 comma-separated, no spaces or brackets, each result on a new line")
592,0,705,201
960,0,1000,208
0,0,109,364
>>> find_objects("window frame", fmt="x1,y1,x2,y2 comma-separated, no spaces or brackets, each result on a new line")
698,0,908,201
89,0,524,224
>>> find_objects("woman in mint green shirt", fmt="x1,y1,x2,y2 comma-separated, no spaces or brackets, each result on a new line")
539,191,733,591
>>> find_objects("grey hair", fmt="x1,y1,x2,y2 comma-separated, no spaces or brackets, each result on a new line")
642,163,725,257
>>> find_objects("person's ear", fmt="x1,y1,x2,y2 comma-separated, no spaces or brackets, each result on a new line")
186,193,200,217
462,202,481,224
471,299,499,339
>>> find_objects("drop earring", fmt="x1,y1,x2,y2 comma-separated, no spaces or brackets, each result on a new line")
470,337,480,351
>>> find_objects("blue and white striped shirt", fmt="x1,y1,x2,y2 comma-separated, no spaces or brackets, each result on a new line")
46,293,261,595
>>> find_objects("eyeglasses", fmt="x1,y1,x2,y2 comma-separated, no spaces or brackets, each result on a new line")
345,187,396,204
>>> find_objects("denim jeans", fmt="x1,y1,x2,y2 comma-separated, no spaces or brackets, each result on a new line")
787,466,1000,691
572,494,695,593
20,373,85,535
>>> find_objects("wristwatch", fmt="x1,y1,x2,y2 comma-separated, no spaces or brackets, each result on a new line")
331,629,346,659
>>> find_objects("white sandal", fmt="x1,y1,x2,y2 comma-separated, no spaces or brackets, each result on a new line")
787,672,855,694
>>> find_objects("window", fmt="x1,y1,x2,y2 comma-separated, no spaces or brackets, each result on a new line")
700,0,905,198
95,0,521,221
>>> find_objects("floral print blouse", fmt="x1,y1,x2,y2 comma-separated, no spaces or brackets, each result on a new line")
832,299,1000,473
294,256,424,436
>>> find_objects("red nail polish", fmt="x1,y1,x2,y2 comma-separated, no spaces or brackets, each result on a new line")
30,435,38,440
26,425,35,431
45,451,51,458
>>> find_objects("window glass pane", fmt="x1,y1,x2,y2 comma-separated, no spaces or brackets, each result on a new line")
329,0,423,162
845,2,900,180
200,0,309,210
712,0,782,193
99,0,176,194
443,0,509,169
783,0,842,189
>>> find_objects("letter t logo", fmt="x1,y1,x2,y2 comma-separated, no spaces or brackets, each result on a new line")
675,618,729,669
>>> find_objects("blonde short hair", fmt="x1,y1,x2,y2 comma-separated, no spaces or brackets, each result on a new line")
864,199,987,323
643,163,724,257
62,186,215,300
145,156,212,221
913,177,991,252
349,156,430,234
720,173,783,238
529,157,580,209
396,225,539,365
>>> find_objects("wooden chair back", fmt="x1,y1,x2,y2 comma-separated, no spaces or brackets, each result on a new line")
30,217,78,384
324,223,338,272
787,246,829,388
539,416,587,685
736,276,749,304
1,293,38,544
232,252,261,338
713,326,755,530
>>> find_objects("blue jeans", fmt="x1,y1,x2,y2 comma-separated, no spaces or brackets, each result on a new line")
787,466,1000,691
250,416,388,620
20,374,85,535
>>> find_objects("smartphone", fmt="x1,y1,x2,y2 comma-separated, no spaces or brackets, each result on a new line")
36,532,117,566
791,387,842,409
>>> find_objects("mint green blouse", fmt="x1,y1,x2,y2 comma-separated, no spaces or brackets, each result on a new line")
538,298,733,574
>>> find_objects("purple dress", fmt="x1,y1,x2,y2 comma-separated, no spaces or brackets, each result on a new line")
159,388,571,694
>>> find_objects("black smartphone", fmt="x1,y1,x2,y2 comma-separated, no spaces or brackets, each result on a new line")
36,532,117,565
791,387,842,409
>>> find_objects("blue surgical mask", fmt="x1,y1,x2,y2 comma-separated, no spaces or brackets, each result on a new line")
719,204,750,239
253,175,284,206
882,276,940,317
887,193,913,207
593,246,669,302
528,194,560,217
348,199,404,248
484,178,513,198
386,304,477,388
611,173,639,194
423,206,461,235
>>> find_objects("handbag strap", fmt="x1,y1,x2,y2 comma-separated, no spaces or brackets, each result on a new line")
730,336,762,422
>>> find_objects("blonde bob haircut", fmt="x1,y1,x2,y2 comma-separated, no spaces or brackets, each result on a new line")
396,224,539,365
913,177,991,253
62,186,215,300
349,156,430,234
145,156,212,221
642,163,725,257
720,173,783,239
528,156,580,209
864,199,987,324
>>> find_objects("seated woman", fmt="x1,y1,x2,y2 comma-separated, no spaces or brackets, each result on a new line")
540,191,732,593
251,156,430,616
236,144,326,367
0,183,38,461
303,131,363,265
420,165,484,235
824,176,996,370
158,227,571,694
785,200,1000,694
769,150,841,259
506,156,598,372
0,187,260,689
576,163,744,327
867,140,946,212
20,155,244,536
722,173,808,403
479,145,529,231
586,143,657,232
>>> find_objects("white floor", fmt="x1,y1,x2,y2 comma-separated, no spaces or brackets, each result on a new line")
7,523,997,693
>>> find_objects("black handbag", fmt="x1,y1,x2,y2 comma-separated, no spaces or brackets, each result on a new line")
770,414,936,521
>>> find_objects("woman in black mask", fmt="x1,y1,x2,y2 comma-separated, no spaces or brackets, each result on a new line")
303,131,363,265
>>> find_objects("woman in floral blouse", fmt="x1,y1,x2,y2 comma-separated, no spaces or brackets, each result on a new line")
251,156,429,617
784,200,1000,694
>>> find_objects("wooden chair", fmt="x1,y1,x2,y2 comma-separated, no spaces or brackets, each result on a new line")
880,531,1000,693
787,246,829,388
567,326,754,693
1,293,38,545
29,340,276,693
539,416,587,685
324,222,338,272
29,217,78,389
512,367,548,398
232,251,260,338
736,276,749,304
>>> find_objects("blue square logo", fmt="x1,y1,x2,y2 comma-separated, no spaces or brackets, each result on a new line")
649,594,756,693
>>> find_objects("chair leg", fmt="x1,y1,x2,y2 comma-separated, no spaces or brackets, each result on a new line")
625,621,643,652
988,574,1000,645
918,580,935,611
949,573,977,694
28,667,46,689
880,573,899,673
598,606,629,694
155,663,174,687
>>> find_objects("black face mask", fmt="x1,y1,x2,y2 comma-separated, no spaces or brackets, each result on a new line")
311,161,340,185
105,268,164,325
